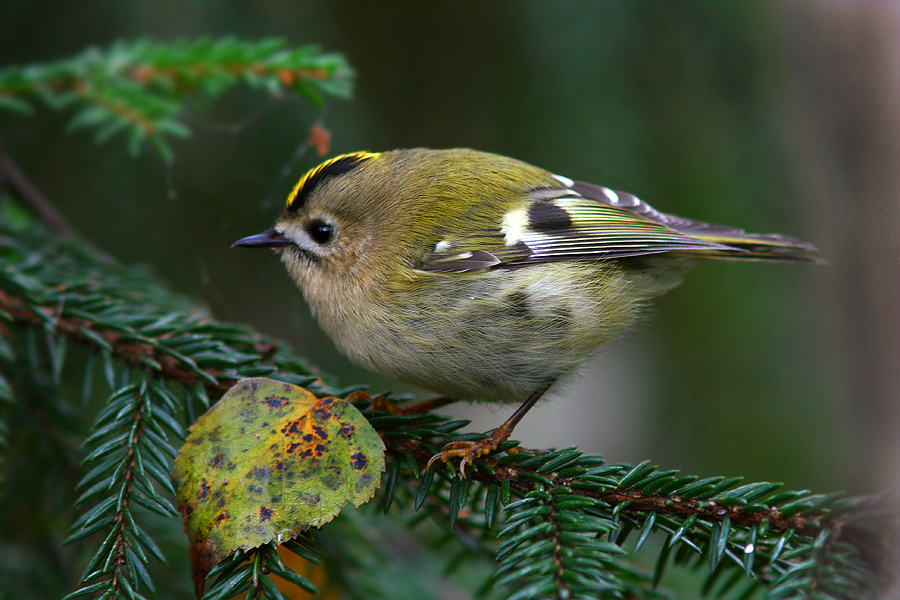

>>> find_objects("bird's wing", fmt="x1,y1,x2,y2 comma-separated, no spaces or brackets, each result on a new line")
418,179,725,273
418,177,820,273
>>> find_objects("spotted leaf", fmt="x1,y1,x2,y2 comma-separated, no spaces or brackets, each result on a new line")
174,377,385,596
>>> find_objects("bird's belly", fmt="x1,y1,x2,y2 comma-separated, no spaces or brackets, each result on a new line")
326,263,646,403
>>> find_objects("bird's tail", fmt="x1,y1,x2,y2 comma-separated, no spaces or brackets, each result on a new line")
687,230,824,263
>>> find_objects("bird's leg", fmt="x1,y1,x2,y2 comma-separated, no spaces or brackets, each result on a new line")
370,395,457,415
428,382,554,476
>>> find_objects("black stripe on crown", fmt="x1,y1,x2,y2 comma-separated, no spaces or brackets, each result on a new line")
285,151,380,211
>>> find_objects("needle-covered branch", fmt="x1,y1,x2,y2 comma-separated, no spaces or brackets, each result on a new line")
0,39,353,159
365,403,893,599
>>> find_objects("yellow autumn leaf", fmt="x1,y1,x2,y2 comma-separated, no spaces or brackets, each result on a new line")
174,378,385,596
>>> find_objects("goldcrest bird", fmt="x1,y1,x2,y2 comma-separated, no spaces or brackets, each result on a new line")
234,148,821,472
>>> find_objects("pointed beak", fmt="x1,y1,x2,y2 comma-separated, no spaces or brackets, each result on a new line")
232,228,291,248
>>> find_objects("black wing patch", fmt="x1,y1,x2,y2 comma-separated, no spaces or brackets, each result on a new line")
527,201,572,231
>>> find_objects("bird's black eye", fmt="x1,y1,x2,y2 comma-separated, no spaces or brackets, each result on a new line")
306,220,334,245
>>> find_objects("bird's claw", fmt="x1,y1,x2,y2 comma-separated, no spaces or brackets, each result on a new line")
426,432,507,477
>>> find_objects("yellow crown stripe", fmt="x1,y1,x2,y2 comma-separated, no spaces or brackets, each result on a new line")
286,151,381,210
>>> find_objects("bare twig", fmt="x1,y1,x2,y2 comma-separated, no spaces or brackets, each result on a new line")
0,143,78,237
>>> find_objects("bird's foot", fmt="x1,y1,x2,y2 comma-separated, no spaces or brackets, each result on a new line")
427,426,512,477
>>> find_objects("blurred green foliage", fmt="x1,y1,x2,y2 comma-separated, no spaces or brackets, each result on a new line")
3,2,899,598
0,0,886,508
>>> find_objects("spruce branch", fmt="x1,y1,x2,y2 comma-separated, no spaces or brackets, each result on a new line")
0,287,282,399
0,38,354,158
198,537,319,600
65,380,180,599
384,435,835,536
365,407,894,599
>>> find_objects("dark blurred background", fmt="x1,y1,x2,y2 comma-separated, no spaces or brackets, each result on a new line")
1,1,897,497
